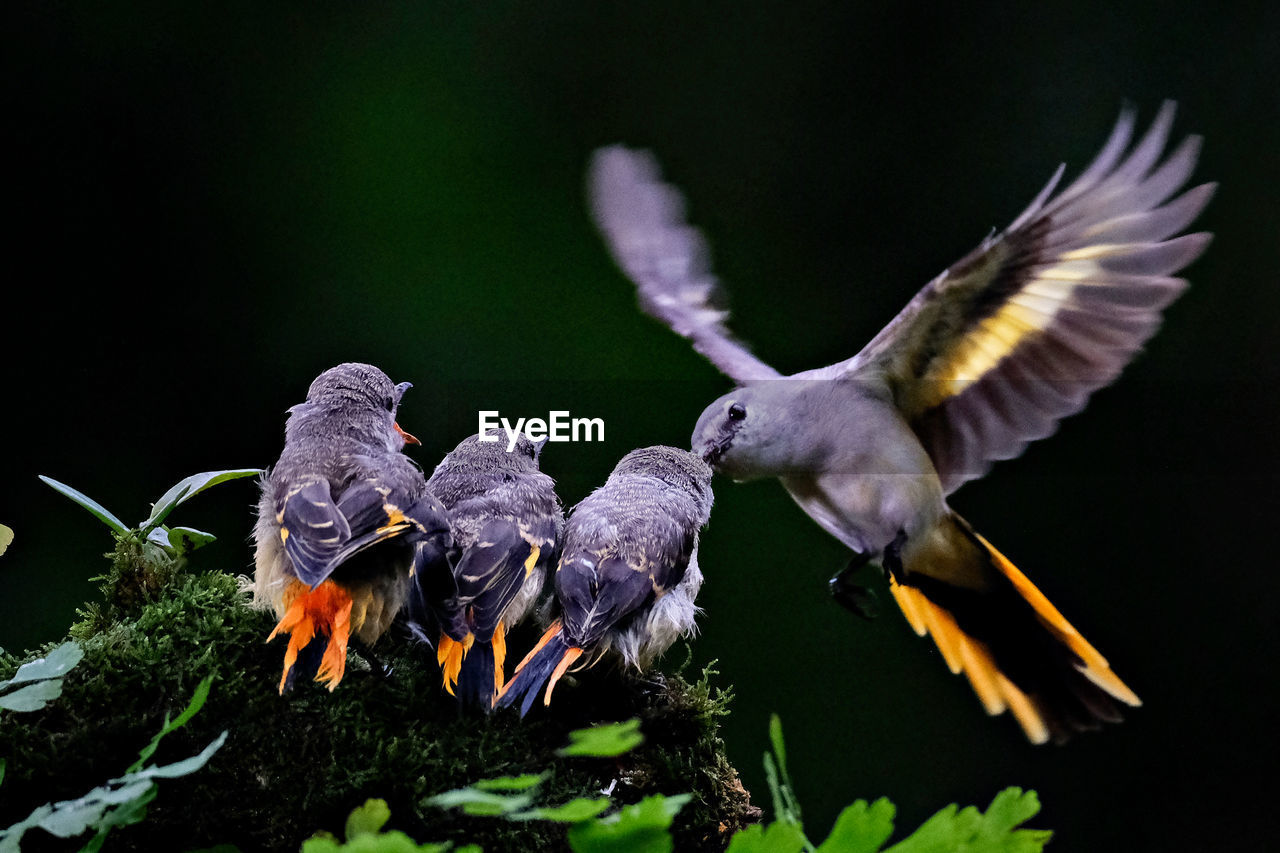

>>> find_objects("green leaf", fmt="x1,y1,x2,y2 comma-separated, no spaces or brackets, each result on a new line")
345,799,392,839
976,788,1046,837
38,476,129,535
472,773,547,792
2,641,83,688
566,794,690,853
814,798,896,852
763,716,803,828
558,718,645,758
125,730,228,782
143,469,261,531
146,526,175,548
35,780,153,838
426,786,536,817
513,797,613,823
0,804,54,853
128,674,215,772
303,832,452,853
725,821,810,853
88,781,158,832
168,526,217,552
0,523,13,556
301,836,342,853
0,679,63,712
769,714,788,778
884,788,1050,853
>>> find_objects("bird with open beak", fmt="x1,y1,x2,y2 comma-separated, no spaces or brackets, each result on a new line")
253,362,453,693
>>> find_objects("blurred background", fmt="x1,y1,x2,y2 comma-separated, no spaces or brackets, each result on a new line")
4,1,1277,848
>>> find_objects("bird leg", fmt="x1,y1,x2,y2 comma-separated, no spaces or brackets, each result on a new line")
829,551,880,620
350,637,393,680
882,529,909,582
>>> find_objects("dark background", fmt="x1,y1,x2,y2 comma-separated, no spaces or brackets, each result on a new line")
4,2,1277,849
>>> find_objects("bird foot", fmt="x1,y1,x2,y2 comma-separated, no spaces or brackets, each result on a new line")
829,551,881,620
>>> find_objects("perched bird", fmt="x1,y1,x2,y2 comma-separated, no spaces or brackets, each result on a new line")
497,446,714,717
423,432,563,706
588,103,1214,743
253,362,453,693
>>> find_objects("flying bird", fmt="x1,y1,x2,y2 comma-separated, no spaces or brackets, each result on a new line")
253,362,453,693
588,103,1213,743
497,446,714,717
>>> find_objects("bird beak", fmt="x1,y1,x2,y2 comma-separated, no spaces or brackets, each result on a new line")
395,422,421,446
701,436,729,466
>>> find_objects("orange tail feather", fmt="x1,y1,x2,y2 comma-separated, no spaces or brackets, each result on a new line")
267,579,354,693
437,632,474,696
544,646,584,707
891,513,1140,744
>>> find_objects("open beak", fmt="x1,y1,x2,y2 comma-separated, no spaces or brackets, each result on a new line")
395,422,421,446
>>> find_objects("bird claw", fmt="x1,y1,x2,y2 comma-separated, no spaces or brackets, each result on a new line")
351,639,393,680
830,579,880,620
829,551,881,620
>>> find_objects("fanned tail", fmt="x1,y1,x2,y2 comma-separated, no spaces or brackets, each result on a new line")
266,578,355,693
494,621,583,717
892,512,1141,744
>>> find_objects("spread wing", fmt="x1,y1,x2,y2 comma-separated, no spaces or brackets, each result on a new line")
831,102,1214,493
588,146,782,383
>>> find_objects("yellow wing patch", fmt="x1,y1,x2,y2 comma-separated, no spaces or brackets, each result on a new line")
918,288,1065,410
523,544,541,579
913,250,1126,412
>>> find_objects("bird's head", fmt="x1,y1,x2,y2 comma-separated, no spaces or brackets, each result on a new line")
691,383,795,480
292,362,420,450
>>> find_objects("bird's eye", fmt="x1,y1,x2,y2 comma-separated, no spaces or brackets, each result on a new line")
727,403,747,422
384,396,396,412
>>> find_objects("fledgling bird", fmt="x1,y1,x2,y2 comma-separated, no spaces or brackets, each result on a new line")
253,362,453,693
422,432,563,707
588,103,1214,743
496,446,714,718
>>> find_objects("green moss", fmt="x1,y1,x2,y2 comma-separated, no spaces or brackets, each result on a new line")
0,558,758,852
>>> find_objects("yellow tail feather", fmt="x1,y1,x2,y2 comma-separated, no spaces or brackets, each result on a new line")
888,513,1141,743
437,632,474,696
890,578,1051,744
544,646,584,707
492,620,507,696
975,532,1142,707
